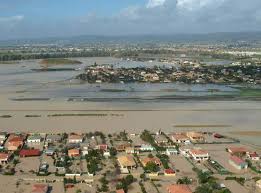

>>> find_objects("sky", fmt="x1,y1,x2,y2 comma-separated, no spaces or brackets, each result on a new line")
1,0,261,40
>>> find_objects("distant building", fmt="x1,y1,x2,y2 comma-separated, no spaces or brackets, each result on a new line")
96,144,108,151
189,149,209,161
166,184,192,193
229,155,248,170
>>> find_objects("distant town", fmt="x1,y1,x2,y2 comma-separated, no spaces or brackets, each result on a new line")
0,129,260,193
76,63,261,85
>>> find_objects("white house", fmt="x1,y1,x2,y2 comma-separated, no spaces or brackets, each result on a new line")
81,146,89,156
189,149,209,161
247,152,260,161
171,133,190,144
68,134,83,144
27,134,42,143
140,144,155,152
166,148,179,156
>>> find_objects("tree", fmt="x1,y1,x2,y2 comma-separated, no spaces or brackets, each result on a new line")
144,162,159,173
177,177,192,185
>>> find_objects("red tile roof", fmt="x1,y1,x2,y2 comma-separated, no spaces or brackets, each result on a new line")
116,189,125,193
20,149,41,157
167,184,192,193
32,184,48,193
228,147,248,154
165,168,175,174
0,153,10,160
230,155,246,165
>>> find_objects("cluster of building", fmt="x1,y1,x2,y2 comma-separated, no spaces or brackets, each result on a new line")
0,130,260,193
76,63,261,84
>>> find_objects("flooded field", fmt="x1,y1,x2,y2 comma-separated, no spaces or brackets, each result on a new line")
0,57,261,146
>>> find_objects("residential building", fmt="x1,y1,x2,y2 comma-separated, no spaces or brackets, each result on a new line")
247,152,260,161
125,147,138,154
256,179,261,190
186,132,205,143
116,143,131,152
27,134,42,143
68,134,83,144
46,134,62,143
68,149,80,157
6,135,24,151
117,155,136,169
227,147,249,155
0,153,11,164
171,133,190,144
96,144,108,151
166,148,178,155
19,149,41,157
81,146,89,156
116,189,125,193
164,169,176,176
141,157,161,167
166,184,192,193
31,184,49,193
229,155,248,170
139,144,155,152
189,149,209,161
0,132,7,145
45,148,55,156
154,135,168,145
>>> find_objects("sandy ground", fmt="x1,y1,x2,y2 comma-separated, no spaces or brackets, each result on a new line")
0,91,261,146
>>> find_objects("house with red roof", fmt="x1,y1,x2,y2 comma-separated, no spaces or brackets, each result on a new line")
229,155,248,170
189,149,209,161
227,147,249,155
247,152,260,161
116,189,125,193
141,157,162,167
0,153,11,164
167,184,192,193
31,184,49,193
6,135,24,151
19,149,41,157
164,168,176,176
68,149,80,157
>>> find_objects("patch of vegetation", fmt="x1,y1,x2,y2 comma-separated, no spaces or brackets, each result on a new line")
0,115,12,118
47,113,108,117
116,174,135,192
40,58,82,66
140,130,166,151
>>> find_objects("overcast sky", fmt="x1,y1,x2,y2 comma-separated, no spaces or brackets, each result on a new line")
1,0,261,40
